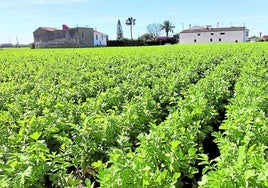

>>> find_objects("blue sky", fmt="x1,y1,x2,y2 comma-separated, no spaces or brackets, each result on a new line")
1,0,267,44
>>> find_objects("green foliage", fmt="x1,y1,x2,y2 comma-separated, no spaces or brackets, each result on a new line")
117,19,124,40
160,20,175,38
0,43,268,187
107,39,146,46
199,48,268,187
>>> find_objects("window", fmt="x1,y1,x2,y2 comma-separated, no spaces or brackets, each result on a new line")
211,33,214,35
194,39,196,42
101,35,104,40
219,38,221,42
210,38,213,42
96,35,98,40
197,33,201,36
220,32,225,35
82,32,84,38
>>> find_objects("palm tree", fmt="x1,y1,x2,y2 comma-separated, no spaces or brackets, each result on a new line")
125,17,136,40
160,20,175,38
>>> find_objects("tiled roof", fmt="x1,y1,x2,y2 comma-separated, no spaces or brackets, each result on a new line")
180,26,246,33
94,30,106,35
40,27,59,31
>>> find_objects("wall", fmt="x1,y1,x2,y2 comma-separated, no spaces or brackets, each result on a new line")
33,29,51,46
93,32,107,46
78,28,94,47
180,30,246,44
33,27,94,48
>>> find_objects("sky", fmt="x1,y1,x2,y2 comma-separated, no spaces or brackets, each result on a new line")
0,0,267,44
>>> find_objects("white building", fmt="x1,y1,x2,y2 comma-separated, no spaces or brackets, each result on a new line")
179,25,249,44
94,31,107,46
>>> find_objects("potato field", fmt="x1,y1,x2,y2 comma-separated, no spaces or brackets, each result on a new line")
0,43,268,187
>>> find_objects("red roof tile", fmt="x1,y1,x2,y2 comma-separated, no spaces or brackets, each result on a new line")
40,27,59,31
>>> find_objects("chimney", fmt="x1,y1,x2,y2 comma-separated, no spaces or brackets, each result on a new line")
205,25,212,30
62,24,70,30
189,24,191,28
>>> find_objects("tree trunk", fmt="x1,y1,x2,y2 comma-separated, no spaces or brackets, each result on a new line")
166,29,168,38
130,24,133,40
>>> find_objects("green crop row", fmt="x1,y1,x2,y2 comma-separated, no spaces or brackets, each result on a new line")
199,46,268,188
96,45,251,187
0,43,267,187
0,45,229,187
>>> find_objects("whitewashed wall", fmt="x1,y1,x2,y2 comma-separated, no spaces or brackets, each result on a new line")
93,32,107,46
180,30,247,44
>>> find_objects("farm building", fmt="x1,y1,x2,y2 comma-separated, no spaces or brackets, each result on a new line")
33,25,107,48
179,25,249,44
94,31,107,46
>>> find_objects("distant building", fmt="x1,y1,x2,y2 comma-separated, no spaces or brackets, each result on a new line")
94,31,107,46
262,35,268,40
248,35,259,42
248,35,268,42
1,43,13,48
179,25,249,44
33,25,107,48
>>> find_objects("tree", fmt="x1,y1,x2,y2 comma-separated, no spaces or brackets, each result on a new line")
125,17,136,40
160,20,175,38
173,33,180,42
117,19,124,40
138,33,152,41
146,23,162,37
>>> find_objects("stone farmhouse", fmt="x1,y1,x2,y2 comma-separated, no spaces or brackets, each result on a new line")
33,25,107,48
179,25,249,44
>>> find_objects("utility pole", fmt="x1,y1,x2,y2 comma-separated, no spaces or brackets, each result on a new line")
16,37,19,47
